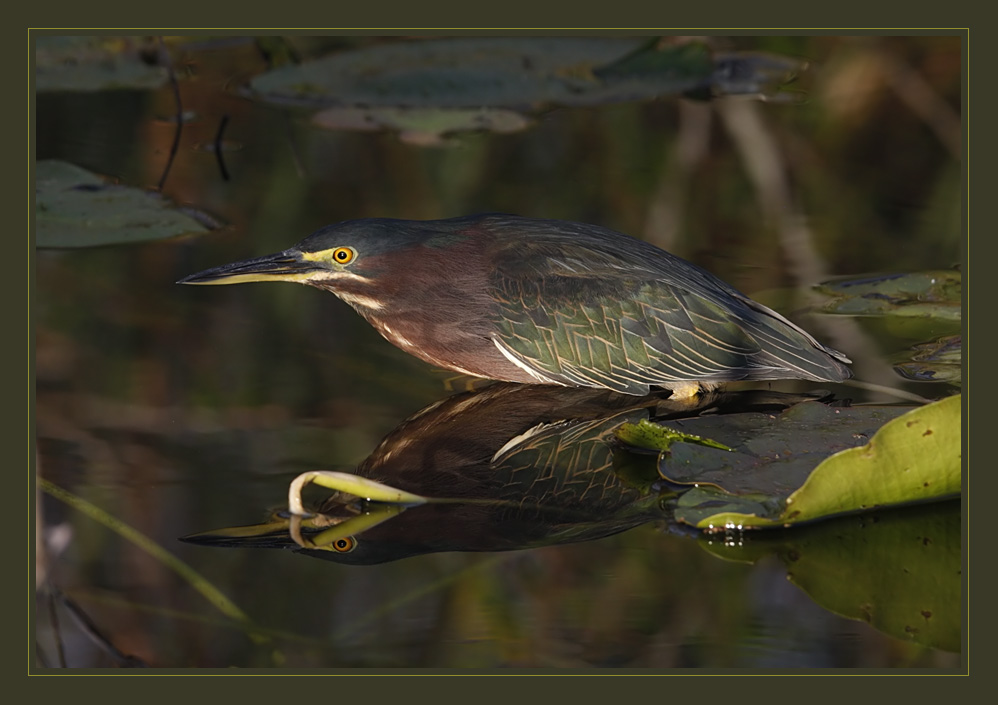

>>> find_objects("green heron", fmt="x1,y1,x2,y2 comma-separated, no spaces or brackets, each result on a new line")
179,214,851,398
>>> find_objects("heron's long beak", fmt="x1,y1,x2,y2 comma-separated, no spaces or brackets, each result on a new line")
177,249,321,286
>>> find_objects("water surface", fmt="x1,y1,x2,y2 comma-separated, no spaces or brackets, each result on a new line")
34,35,962,670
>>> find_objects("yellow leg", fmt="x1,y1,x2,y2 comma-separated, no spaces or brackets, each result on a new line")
666,381,703,401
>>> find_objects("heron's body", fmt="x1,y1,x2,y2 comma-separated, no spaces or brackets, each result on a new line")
180,214,851,397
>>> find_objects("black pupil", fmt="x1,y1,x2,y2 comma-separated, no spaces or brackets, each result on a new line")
337,250,347,260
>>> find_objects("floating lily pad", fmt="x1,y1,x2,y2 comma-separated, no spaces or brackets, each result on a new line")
816,271,962,386
35,160,222,248
816,271,961,321
595,41,805,101
894,334,962,386
248,37,803,113
616,394,961,530
619,402,908,496
705,51,808,102
35,35,167,92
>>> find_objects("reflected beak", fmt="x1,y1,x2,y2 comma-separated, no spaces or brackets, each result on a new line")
177,249,323,286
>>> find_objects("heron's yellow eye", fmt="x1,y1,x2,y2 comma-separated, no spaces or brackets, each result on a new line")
332,247,355,265
331,536,357,553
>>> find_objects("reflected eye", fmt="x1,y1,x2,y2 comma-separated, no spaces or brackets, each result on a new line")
332,247,355,265
331,536,357,553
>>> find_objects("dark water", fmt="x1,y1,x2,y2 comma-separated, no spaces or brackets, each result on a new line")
34,35,962,669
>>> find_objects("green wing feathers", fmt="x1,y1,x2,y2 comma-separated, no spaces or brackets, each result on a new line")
491,270,851,395
485,218,850,395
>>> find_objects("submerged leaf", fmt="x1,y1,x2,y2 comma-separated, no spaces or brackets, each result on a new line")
782,503,961,652
699,501,960,652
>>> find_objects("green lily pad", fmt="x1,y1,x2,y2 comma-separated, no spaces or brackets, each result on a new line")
816,271,961,320
35,160,222,248
617,395,960,530
590,38,712,83
699,501,961,652
35,35,167,92
894,335,962,386
248,37,803,113
620,402,908,496
595,41,804,101
816,271,961,387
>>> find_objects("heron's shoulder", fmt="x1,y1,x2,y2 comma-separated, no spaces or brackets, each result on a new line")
474,215,685,281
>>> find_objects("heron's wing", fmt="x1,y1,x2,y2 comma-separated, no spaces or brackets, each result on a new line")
491,269,772,395
489,237,849,394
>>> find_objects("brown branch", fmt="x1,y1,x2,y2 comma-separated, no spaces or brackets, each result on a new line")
214,114,231,181
156,37,183,192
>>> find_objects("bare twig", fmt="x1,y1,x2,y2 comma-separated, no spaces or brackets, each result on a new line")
156,37,183,192
214,114,231,181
